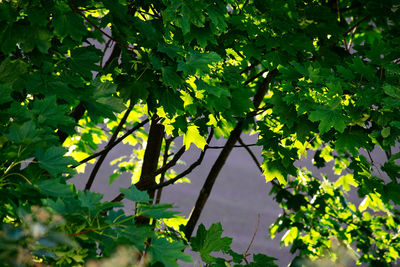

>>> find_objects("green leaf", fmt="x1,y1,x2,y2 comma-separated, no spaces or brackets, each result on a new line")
136,203,180,219
32,96,74,128
77,190,104,213
84,79,125,119
335,174,358,191
177,51,221,75
148,238,192,267
35,146,77,176
250,254,278,267
36,179,74,198
162,66,182,89
52,11,86,41
383,84,400,99
263,161,287,185
178,0,207,34
120,224,155,251
334,129,370,155
184,125,207,150
309,106,347,133
281,227,298,246
0,58,28,83
0,82,13,104
67,47,101,79
191,223,232,264
120,186,150,203
384,183,400,205
381,127,391,138
6,121,41,144
195,79,229,98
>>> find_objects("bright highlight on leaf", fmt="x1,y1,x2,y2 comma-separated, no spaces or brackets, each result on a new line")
335,174,357,191
184,125,207,150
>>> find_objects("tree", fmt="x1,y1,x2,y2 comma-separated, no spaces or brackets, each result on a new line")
0,0,399,266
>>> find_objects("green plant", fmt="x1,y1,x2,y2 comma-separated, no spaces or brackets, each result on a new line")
1,0,399,266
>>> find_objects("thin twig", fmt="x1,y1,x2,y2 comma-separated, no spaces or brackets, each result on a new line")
366,150,385,178
238,137,263,173
153,146,186,176
342,15,372,37
85,102,134,190
238,137,282,190
244,69,269,86
155,137,173,204
71,229,94,236
149,129,214,191
72,5,136,51
243,214,261,263
207,143,259,149
73,118,149,168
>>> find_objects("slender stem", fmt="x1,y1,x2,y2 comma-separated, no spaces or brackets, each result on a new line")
153,146,186,176
85,102,134,190
72,118,149,168
207,143,259,149
244,214,261,261
238,137,263,173
72,5,136,51
155,137,172,204
244,69,269,86
238,137,284,189
184,122,244,240
342,15,372,37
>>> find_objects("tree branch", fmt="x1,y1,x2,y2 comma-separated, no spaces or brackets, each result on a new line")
72,118,149,168
244,69,269,86
184,69,278,240
72,5,136,52
239,136,284,190
342,15,372,37
154,137,173,204
149,129,214,191
153,146,186,176
135,116,165,199
238,137,263,173
207,143,259,149
85,102,134,190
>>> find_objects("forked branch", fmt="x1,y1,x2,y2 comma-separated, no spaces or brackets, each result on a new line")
150,129,214,191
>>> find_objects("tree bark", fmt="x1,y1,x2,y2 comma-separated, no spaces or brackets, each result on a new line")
136,116,165,199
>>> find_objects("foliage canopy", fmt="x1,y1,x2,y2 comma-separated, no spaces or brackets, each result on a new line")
0,0,400,266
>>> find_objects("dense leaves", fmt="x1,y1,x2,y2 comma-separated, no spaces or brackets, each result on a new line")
0,0,399,266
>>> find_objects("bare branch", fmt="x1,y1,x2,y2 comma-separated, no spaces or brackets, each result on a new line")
243,213,260,262
207,143,259,149
238,137,263,173
85,102,134,190
155,137,173,204
72,118,149,168
239,137,283,190
153,146,186,176
342,15,372,37
150,129,214,191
